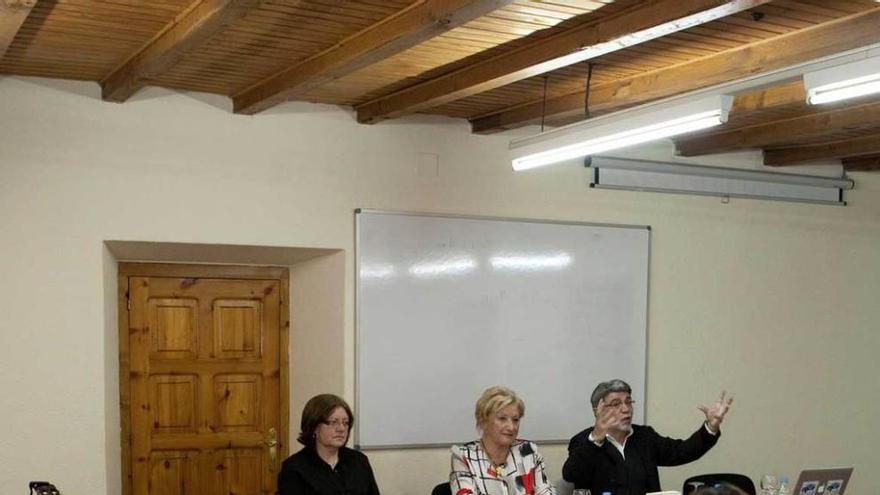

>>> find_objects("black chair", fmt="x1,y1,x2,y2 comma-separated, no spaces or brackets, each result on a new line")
682,473,756,495
431,482,451,495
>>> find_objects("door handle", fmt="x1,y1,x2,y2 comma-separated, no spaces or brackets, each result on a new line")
262,427,279,472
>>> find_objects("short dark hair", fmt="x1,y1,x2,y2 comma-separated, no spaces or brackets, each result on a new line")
590,379,632,409
297,394,354,448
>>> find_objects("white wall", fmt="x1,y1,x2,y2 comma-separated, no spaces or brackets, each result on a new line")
1,76,878,495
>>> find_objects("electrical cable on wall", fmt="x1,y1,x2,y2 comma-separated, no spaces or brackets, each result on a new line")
540,75,549,132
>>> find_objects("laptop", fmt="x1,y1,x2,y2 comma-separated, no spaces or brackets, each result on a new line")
792,468,854,495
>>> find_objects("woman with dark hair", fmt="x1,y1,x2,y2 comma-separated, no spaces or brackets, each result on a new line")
278,394,381,495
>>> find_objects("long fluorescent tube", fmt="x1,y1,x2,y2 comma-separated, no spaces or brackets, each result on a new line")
804,55,880,105
360,263,396,280
409,257,477,278
589,157,853,205
490,253,572,271
510,95,732,171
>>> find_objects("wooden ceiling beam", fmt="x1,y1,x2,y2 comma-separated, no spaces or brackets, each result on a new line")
726,80,806,114
470,7,880,134
764,134,880,166
0,0,37,61
545,77,807,131
676,94,880,157
842,155,880,171
101,0,267,103
233,0,515,115
355,0,771,124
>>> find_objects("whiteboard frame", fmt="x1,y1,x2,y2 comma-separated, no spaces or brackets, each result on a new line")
353,208,651,449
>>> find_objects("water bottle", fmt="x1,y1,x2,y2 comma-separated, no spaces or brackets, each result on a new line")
777,476,790,495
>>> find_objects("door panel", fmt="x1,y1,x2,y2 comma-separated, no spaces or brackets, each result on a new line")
149,450,199,495
210,448,265,495
127,274,284,495
149,298,199,360
149,374,199,434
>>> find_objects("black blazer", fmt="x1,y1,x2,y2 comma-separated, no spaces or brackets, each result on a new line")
563,424,719,495
278,446,381,495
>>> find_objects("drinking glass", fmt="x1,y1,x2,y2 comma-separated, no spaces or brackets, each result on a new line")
760,474,779,495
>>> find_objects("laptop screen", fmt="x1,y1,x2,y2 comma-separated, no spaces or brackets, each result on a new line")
792,468,854,495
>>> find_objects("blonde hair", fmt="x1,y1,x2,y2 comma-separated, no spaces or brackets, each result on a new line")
474,386,525,429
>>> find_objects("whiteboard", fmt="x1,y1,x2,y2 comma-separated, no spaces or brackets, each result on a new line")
355,210,649,448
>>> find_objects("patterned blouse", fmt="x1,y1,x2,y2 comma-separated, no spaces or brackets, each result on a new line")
450,440,557,495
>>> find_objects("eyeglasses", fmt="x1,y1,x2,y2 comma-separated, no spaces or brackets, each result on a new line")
321,419,350,428
604,398,635,409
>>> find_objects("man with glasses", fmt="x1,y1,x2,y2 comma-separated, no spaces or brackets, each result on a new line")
563,379,733,495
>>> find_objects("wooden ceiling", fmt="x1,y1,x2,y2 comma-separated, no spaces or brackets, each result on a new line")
3,0,880,170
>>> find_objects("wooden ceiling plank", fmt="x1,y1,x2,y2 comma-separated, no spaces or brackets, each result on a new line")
677,97,880,156
470,7,880,134
842,154,880,171
101,0,270,103
1,0,37,61
764,134,880,166
767,0,856,20
355,0,772,124
716,10,798,35
233,0,516,115
752,4,833,27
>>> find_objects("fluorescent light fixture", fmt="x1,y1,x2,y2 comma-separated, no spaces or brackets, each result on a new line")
409,257,477,278
590,157,853,205
549,3,755,69
490,253,572,271
804,55,880,105
510,95,733,171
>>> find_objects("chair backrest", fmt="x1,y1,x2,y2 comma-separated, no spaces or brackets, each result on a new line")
432,482,451,495
683,473,756,495
554,477,574,495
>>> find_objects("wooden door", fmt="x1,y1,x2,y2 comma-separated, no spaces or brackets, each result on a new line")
119,264,289,495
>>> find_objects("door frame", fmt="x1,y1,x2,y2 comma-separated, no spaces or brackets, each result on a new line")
117,262,290,495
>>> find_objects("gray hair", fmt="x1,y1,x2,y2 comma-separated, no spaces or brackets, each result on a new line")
694,484,748,495
590,379,632,409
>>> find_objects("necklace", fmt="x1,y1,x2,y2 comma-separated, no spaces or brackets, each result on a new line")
480,441,508,477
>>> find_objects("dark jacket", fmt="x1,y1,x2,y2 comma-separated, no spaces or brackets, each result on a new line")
278,446,381,495
562,424,719,495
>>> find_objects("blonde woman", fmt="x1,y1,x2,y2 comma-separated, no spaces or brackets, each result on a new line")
450,386,557,495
